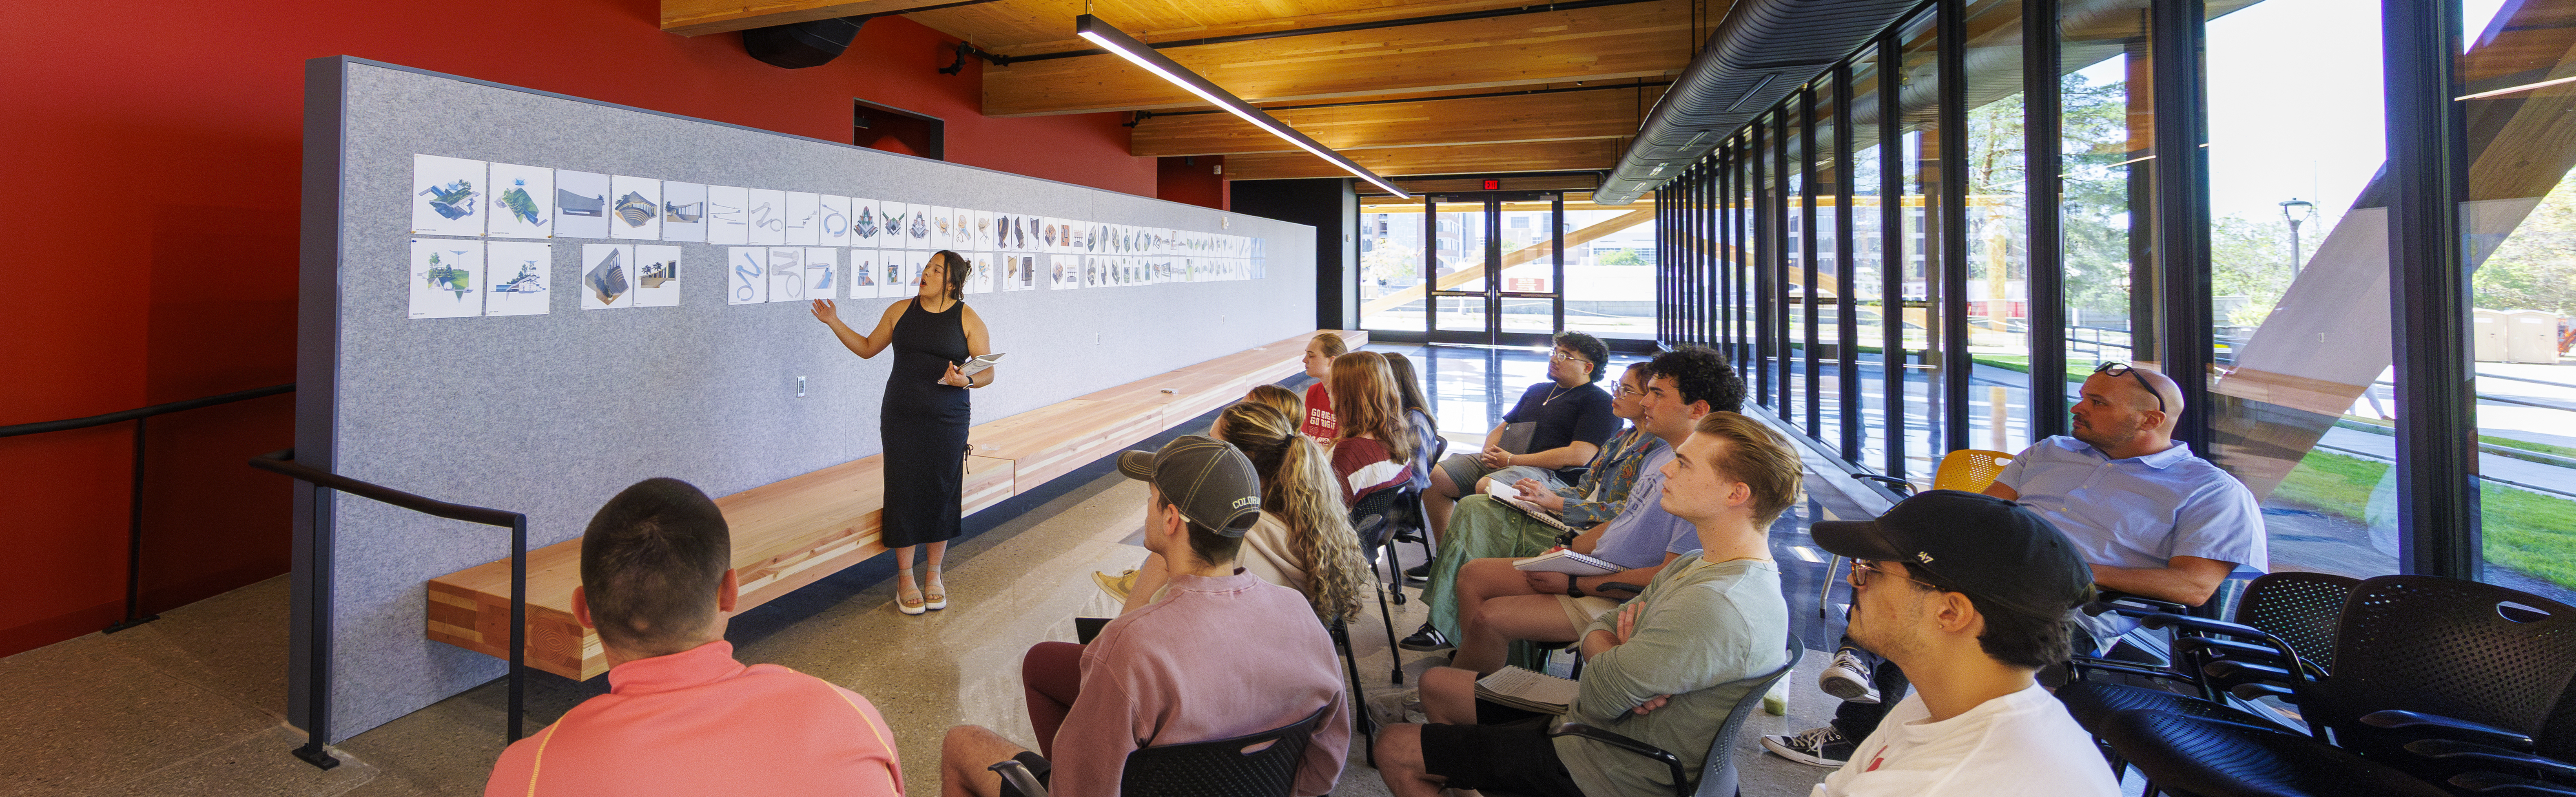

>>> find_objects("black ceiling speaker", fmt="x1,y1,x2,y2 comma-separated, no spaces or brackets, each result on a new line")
743,17,866,69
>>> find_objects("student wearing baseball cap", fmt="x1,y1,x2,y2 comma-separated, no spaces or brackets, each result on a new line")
1803,490,2118,797
938,435,1351,797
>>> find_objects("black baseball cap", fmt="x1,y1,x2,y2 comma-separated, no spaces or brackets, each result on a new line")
1810,490,2093,620
1116,435,1263,537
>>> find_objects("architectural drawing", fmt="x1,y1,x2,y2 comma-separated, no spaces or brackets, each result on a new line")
661,181,707,243
819,195,851,247
766,247,804,302
728,247,766,305
706,185,748,245
580,244,633,310
410,155,485,236
785,192,819,246
634,245,681,307
804,247,836,300
554,171,611,238
483,241,551,316
408,238,483,318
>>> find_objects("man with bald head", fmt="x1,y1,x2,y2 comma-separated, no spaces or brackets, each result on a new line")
1764,362,2265,768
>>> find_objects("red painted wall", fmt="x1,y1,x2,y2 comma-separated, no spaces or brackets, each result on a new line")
0,0,1152,658
1157,156,1231,210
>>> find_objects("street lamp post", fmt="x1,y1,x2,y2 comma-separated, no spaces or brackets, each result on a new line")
2280,198,2316,278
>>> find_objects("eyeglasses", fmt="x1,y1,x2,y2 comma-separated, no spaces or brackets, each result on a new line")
1848,560,1941,592
2093,362,2168,413
1550,351,1593,366
1617,383,1647,397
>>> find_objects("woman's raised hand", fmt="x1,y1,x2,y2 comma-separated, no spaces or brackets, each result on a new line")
809,298,839,327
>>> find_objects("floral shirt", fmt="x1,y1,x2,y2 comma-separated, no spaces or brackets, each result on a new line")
1553,425,1666,527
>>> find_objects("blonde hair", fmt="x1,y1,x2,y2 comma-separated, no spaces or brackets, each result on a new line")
1692,412,1805,527
1214,402,1371,622
1243,384,1302,420
1310,332,1348,358
1328,351,1410,465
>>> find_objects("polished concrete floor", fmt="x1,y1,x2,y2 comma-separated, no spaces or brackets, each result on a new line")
5,342,2120,797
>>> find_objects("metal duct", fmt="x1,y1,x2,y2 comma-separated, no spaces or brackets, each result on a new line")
1591,0,1921,205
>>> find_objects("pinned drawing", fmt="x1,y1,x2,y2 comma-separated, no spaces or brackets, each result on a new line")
852,249,876,287
634,245,682,307
554,171,611,238
410,155,485,236
908,208,929,243
409,239,483,318
973,210,995,250
767,247,805,302
932,207,953,250
485,163,551,238
747,189,786,245
706,185,748,245
581,244,634,310
609,177,659,240
662,182,707,243
804,247,837,300
484,241,552,316
728,247,766,305
854,201,882,243
879,254,905,298
819,195,852,247
786,192,820,246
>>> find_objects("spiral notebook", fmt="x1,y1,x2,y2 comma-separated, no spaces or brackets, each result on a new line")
1475,665,1581,714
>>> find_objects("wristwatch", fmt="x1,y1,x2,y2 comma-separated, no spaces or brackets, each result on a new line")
1566,576,1583,598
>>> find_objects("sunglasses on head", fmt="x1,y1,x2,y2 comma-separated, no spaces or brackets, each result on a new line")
2094,362,2167,413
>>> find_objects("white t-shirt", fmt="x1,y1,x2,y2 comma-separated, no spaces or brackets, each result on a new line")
1810,684,2119,797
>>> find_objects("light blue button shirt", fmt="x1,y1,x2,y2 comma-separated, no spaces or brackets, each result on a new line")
1588,444,1699,569
1996,435,2268,642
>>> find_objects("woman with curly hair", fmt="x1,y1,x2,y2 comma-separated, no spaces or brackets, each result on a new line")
1116,400,1371,623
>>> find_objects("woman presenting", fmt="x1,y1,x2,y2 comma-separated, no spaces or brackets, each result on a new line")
810,249,993,615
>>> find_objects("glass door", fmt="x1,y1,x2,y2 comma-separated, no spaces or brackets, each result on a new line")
1427,192,1566,346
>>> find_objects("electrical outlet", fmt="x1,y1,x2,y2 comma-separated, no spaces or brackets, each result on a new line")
1095,331,1102,345
796,376,807,398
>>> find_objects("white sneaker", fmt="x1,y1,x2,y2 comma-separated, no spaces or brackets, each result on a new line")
1818,649,1880,704
1761,726,1853,768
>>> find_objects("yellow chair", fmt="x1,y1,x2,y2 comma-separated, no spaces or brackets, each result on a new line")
1820,449,2016,616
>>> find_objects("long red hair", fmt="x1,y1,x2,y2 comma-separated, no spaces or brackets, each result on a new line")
1328,351,1410,464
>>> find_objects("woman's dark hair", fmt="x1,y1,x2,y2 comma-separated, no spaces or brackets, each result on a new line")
1381,352,1434,426
931,249,969,301
1643,345,1745,412
1553,331,1610,383
1904,563,2077,671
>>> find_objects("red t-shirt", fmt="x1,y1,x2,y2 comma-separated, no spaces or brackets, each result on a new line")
1302,382,1338,439
1329,437,1408,505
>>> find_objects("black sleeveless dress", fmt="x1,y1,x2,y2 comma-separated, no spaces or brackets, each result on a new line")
880,298,971,548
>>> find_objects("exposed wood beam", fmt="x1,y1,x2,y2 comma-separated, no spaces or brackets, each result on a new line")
1224,139,1619,181
980,0,1690,116
662,0,963,36
1383,175,1606,194
910,0,1626,57
1133,86,1663,156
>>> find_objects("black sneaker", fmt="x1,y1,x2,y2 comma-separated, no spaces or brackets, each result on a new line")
1403,562,1432,582
1398,623,1453,652
1761,726,1853,767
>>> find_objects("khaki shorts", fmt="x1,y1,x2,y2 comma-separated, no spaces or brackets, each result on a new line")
1557,594,1621,631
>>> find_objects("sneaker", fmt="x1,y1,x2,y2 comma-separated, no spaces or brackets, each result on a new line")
1761,726,1852,768
1403,562,1432,582
1818,649,1880,704
1398,623,1453,652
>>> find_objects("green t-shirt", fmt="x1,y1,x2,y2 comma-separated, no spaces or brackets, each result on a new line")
1555,555,1789,797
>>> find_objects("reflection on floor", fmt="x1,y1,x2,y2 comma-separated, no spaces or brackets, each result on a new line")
2,342,2167,797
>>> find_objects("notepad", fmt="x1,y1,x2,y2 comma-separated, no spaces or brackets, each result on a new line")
1484,479,1576,534
957,352,1005,376
1511,548,1622,576
1475,666,1582,714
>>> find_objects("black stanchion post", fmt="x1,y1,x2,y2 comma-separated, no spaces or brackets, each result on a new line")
106,416,159,633
509,514,527,742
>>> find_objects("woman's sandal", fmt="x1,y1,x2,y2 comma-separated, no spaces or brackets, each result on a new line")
895,570,927,616
923,570,948,611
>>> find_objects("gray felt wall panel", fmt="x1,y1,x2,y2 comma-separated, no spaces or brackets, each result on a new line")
304,58,1313,742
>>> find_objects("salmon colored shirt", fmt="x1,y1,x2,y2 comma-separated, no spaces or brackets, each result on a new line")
484,640,903,797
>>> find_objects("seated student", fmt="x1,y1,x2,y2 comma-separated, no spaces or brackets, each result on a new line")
484,478,902,797
1443,347,1741,673
1424,331,1621,539
940,436,1350,797
1375,411,1801,797
1299,332,1347,439
1382,351,1436,427
1399,360,1690,652
1117,401,1371,624
1243,383,1305,424
1766,362,2266,767
1327,351,1412,505
1805,490,2118,796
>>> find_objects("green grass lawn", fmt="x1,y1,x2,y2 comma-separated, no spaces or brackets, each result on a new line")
2337,415,2576,461
2271,450,2576,590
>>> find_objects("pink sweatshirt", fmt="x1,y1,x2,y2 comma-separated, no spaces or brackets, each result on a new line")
485,640,902,797
1052,570,1351,797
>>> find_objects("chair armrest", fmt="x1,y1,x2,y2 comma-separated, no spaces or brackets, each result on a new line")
1548,723,1691,797
2201,659,2293,685
989,759,1048,797
2176,636,2288,664
2097,590,2191,615
2231,682,2299,702
1849,473,1915,495
2407,739,2576,779
2451,771,2576,796
2363,710,2535,751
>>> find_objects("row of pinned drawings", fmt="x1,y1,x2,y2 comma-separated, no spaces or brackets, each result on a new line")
409,238,1267,319
410,155,1268,263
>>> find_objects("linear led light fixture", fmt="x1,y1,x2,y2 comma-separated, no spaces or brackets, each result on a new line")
1076,14,1410,198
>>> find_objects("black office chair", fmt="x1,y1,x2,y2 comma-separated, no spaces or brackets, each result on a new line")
1349,485,1414,684
1514,636,1803,797
990,704,1332,797
2060,572,2360,738
2096,575,2576,797
1382,408,1446,593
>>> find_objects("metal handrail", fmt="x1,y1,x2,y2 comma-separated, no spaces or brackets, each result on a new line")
0,382,295,634
248,448,527,770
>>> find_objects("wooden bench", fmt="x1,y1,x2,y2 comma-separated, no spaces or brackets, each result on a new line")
425,331,1365,680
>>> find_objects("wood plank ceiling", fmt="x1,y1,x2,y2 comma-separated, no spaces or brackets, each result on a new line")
665,0,1718,186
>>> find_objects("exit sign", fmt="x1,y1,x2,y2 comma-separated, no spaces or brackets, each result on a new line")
1482,179,1500,190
